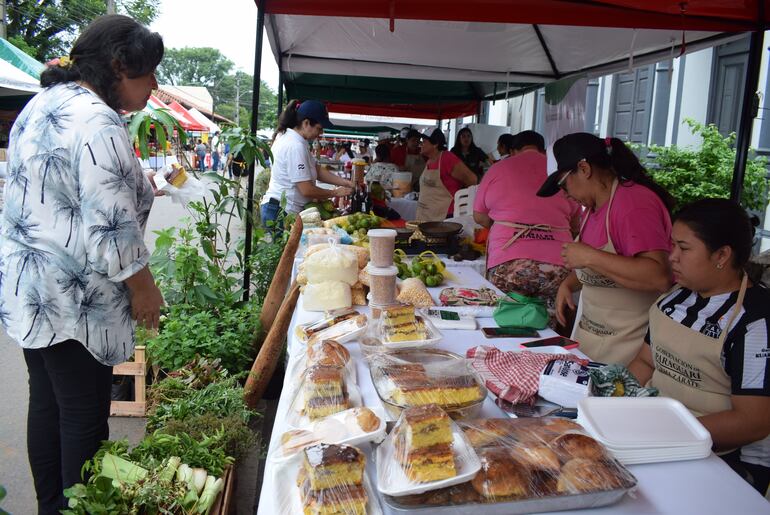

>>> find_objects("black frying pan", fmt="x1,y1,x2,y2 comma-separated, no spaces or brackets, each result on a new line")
418,221,463,239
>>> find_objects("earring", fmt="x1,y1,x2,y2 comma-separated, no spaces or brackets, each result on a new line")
716,263,723,270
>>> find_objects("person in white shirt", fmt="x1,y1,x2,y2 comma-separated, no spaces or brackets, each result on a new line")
262,100,353,226
355,138,374,162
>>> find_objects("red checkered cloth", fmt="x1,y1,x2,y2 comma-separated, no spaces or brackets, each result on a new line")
466,345,587,405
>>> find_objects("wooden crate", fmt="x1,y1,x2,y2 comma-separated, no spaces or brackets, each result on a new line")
210,466,236,515
110,346,147,417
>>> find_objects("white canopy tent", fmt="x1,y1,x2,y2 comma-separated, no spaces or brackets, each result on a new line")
0,58,40,96
188,107,221,134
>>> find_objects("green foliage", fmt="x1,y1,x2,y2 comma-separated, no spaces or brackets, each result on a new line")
62,475,130,515
127,108,188,161
156,47,234,87
0,484,9,515
129,431,234,477
249,229,288,300
215,73,278,130
160,413,257,464
145,301,261,373
6,0,159,60
219,126,273,170
643,119,768,211
150,174,251,309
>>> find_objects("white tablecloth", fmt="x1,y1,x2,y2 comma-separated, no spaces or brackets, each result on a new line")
257,267,769,515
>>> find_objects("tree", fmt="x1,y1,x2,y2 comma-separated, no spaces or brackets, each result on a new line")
6,0,160,60
216,72,277,131
156,47,234,87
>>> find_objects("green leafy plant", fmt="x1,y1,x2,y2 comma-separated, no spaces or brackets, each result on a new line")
642,119,768,210
127,108,188,161
146,301,262,373
0,485,10,515
219,126,272,170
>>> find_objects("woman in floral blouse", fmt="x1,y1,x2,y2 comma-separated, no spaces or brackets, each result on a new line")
0,15,165,513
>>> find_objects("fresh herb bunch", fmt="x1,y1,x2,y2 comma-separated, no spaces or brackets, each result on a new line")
62,476,131,515
161,413,257,463
129,431,234,477
642,119,768,210
248,227,288,300
146,301,261,373
146,376,255,434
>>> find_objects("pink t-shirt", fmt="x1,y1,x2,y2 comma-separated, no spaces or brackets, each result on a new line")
579,181,672,256
474,150,580,269
426,151,464,215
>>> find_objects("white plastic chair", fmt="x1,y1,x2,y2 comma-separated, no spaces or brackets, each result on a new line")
453,185,477,217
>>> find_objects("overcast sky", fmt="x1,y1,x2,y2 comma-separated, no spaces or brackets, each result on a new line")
149,0,280,91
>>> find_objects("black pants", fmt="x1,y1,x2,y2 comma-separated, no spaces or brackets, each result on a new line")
721,449,770,495
23,339,113,514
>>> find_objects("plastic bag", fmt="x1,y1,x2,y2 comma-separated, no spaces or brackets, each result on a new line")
538,359,591,409
493,291,549,329
375,305,442,348
305,243,361,286
384,417,637,509
295,310,359,342
302,281,352,312
368,349,485,420
376,404,481,496
286,363,363,427
153,166,207,205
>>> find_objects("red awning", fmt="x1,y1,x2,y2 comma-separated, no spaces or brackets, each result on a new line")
263,0,768,32
166,100,207,132
326,101,479,120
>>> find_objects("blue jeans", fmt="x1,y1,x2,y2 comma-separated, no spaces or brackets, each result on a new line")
197,152,206,171
260,200,285,231
212,152,220,171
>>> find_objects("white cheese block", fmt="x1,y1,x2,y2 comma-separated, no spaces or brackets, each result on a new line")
302,281,353,312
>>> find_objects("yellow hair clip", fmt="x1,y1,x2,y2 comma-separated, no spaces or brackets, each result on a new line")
58,56,73,68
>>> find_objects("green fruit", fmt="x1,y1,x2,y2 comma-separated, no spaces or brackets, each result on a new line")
426,263,437,275
425,275,440,287
412,261,423,274
346,226,354,234
431,273,443,285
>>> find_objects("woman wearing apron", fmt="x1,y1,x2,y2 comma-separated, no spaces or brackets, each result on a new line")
537,132,675,365
628,199,770,493
415,128,477,222
473,130,580,328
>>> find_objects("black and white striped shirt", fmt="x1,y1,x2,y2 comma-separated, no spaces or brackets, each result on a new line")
645,284,770,396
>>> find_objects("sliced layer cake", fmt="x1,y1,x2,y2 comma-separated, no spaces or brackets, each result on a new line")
298,443,368,514
382,305,427,342
394,405,457,483
302,365,349,420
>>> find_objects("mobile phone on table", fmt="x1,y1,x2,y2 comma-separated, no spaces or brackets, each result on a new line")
481,327,540,338
519,336,579,350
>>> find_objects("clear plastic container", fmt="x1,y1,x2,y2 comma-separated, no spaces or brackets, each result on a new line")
368,228,397,267
367,265,399,305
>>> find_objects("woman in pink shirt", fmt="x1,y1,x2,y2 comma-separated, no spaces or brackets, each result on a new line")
537,132,674,365
474,131,580,328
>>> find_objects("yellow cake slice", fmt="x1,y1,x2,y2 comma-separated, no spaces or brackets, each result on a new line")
303,365,345,399
302,443,365,491
401,404,454,449
395,442,457,483
382,305,416,327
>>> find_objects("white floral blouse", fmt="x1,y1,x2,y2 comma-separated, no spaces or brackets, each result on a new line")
0,83,154,365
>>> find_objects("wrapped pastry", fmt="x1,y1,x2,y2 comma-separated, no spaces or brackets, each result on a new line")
351,284,367,306
307,339,351,368
295,310,358,342
306,314,368,346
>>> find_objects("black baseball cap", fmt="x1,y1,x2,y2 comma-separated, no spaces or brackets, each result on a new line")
536,132,609,197
297,100,334,129
419,127,447,148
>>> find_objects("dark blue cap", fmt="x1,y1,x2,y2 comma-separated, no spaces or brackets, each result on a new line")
297,100,333,129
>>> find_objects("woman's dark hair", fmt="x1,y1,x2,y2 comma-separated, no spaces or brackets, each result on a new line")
344,142,354,159
451,127,483,156
512,130,545,152
589,136,675,211
497,134,515,155
375,143,390,162
40,15,163,111
276,99,318,135
674,198,756,270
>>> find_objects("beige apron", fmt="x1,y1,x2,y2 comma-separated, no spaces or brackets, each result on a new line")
404,153,425,186
486,222,571,272
572,179,661,365
415,152,452,222
648,275,747,417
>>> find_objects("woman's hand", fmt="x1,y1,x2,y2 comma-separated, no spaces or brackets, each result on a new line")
145,171,166,196
333,186,353,197
124,267,164,330
561,242,598,269
555,273,580,326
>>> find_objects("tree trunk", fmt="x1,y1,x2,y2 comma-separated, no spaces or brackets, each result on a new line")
243,282,300,409
258,217,302,333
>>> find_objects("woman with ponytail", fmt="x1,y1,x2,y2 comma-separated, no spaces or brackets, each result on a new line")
628,199,770,493
1,15,165,513
536,132,673,365
262,99,353,226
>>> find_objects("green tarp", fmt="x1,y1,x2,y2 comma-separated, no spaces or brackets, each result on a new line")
0,38,44,79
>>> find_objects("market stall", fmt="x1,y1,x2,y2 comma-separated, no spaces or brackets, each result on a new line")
257,252,770,514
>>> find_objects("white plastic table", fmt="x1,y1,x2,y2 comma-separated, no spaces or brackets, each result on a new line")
257,267,770,515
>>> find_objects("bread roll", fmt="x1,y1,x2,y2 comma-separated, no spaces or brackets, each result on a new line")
551,433,606,462
557,458,626,493
471,448,530,498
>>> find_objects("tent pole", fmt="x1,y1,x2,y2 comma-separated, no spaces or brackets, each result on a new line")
243,0,266,302
731,29,764,204
277,72,284,115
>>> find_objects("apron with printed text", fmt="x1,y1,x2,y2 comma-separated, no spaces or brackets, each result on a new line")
416,152,453,222
648,275,747,417
572,179,661,366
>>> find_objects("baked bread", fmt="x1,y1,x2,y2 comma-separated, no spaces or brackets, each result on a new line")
551,433,606,462
557,458,626,493
307,339,350,368
509,445,560,474
471,448,530,498
353,407,380,432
